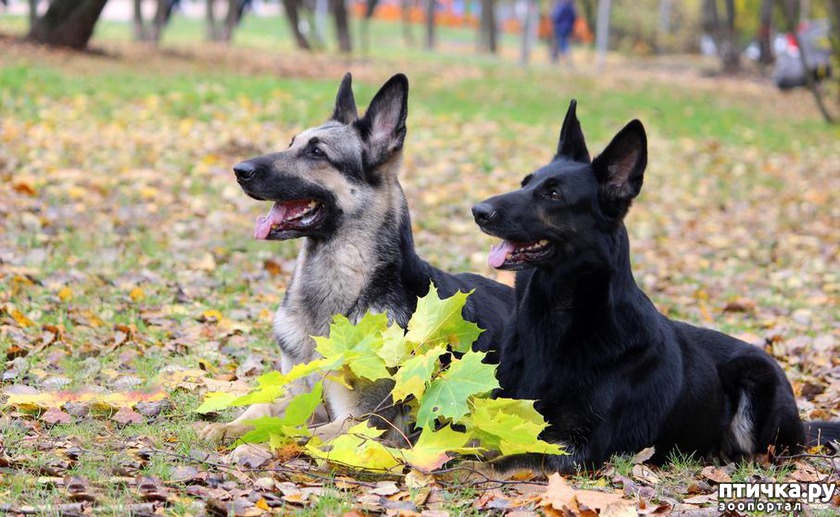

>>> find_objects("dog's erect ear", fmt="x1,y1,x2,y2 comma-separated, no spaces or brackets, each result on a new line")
332,73,358,124
591,119,647,217
356,74,409,170
554,99,590,164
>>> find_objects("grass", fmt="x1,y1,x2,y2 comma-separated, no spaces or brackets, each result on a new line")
2,14,837,150
1,9,839,515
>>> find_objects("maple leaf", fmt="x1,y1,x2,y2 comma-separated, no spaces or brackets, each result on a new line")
405,285,483,354
396,425,483,472
391,346,446,403
377,323,412,367
462,398,565,456
227,371,286,406
240,382,323,445
223,358,336,408
307,422,400,473
314,313,390,381
415,350,499,428
314,313,389,358
193,392,239,414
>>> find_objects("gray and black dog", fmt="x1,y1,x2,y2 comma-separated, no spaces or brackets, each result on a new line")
203,73,514,444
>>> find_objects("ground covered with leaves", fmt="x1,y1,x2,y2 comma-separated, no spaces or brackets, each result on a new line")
1,24,839,516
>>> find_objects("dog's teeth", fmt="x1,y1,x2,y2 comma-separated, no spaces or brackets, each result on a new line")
307,201,317,209
301,210,318,225
539,240,548,246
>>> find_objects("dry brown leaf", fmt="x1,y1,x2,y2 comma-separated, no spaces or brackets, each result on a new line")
700,465,731,484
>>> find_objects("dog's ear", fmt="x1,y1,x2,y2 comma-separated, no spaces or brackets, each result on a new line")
356,74,409,171
554,99,590,164
332,73,358,124
591,119,647,217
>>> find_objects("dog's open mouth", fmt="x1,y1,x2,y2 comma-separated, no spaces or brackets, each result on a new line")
254,199,325,240
488,239,553,269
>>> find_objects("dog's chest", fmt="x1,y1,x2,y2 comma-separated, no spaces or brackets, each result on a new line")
272,241,399,369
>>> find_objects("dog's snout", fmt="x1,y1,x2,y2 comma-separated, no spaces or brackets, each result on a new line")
472,203,497,225
233,161,258,182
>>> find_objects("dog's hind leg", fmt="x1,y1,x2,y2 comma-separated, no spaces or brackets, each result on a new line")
718,353,804,458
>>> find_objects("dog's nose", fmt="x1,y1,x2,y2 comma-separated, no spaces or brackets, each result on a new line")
472,203,497,225
233,161,257,182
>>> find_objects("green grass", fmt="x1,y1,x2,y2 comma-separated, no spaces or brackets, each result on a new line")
2,14,836,150
0,56,830,150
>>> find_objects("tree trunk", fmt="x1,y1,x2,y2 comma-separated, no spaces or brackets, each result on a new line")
206,0,219,39
27,0,109,50
519,0,536,65
282,0,312,50
221,0,240,41
478,0,497,53
720,0,740,72
778,0,834,122
703,0,740,73
134,0,168,42
28,0,38,27
424,0,435,50
757,0,774,64
133,0,145,40
595,0,611,69
331,0,352,52
151,0,168,42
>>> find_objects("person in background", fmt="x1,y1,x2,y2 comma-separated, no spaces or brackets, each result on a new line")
550,0,576,64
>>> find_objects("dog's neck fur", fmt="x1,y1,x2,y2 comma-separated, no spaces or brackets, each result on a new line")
518,225,656,352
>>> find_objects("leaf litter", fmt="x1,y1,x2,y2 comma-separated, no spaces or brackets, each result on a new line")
0,36,839,515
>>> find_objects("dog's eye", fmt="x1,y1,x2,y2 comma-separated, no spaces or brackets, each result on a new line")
546,188,563,200
310,147,325,158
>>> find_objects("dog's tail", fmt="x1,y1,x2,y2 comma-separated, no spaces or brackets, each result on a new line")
803,421,840,448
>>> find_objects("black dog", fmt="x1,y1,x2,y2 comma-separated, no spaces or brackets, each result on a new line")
472,101,840,473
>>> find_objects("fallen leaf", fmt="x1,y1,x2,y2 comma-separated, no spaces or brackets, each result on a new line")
700,465,731,484
112,407,145,425
41,407,73,425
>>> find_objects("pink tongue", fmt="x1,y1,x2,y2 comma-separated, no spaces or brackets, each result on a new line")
488,240,516,268
254,203,288,239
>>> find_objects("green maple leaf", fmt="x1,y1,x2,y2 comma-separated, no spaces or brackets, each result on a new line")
306,422,400,472
462,398,565,456
220,358,337,409
228,371,286,406
391,346,446,403
377,323,412,367
314,313,389,382
193,391,239,414
405,284,483,354
396,425,483,472
415,350,499,428
239,382,324,445
314,312,388,357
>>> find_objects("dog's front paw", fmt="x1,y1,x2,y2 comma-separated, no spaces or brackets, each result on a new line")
199,402,281,443
199,421,253,443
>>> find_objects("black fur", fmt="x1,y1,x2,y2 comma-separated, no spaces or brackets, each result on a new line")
473,100,840,473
